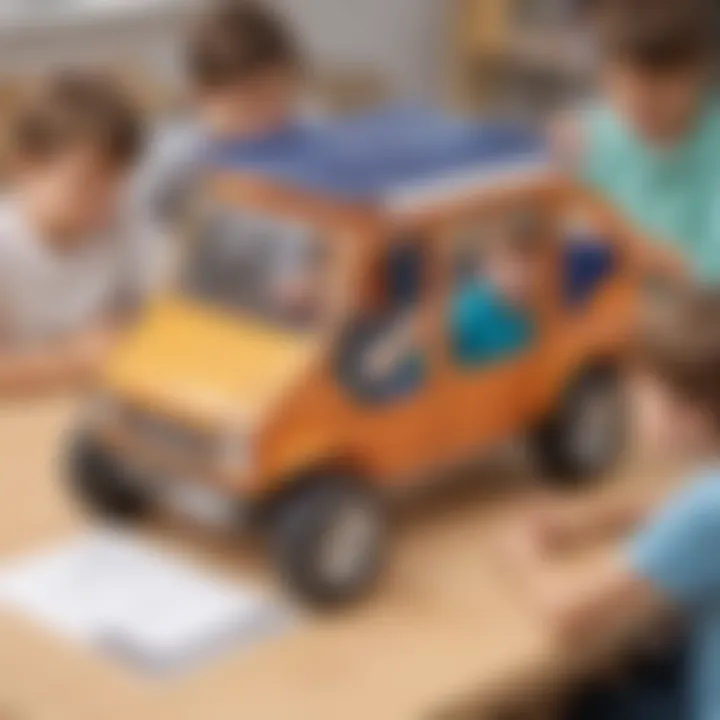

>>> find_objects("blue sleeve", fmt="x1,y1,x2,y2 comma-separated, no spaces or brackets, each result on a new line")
628,475,720,607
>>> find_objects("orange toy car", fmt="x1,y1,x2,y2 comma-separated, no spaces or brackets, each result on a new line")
69,107,644,606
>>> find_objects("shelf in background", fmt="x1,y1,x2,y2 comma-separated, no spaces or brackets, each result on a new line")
446,0,592,118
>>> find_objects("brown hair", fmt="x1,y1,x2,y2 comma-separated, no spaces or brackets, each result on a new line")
591,0,716,72
14,72,143,168
187,0,300,90
640,290,720,424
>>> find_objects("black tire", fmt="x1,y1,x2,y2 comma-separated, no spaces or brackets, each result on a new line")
68,434,152,522
270,479,387,608
532,365,625,488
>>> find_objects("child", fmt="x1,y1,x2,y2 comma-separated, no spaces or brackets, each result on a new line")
450,215,540,366
0,72,156,396
365,213,542,379
555,0,720,282
137,0,305,227
501,290,720,720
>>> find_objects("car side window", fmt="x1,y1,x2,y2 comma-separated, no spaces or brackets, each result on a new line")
562,213,619,309
387,241,424,308
448,209,540,369
336,238,427,404
184,207,332,331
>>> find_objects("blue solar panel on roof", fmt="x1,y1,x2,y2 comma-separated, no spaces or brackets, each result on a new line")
207,104,547,201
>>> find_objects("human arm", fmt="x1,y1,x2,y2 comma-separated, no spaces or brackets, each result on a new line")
502,477,720,646
516,489,666,552
548,110,587,173
632,237,689,289
0,324,118,397
502,527,668,649
552,105,689,286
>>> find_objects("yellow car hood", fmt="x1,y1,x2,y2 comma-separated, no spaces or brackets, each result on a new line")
104,298,317,425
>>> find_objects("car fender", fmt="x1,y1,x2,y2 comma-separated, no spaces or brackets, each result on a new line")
256,435,368,496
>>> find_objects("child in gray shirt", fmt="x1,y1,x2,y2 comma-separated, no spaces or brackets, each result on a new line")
136,1,307,228
0,72,159,396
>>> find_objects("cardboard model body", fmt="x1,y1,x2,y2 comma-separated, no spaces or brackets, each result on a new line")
69,107,644,606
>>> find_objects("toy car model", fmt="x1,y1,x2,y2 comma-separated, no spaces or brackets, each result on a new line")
69,106,641,606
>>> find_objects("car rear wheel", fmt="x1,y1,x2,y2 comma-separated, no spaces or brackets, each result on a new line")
532,365,625,488
68,434,153,522
270,479,387,608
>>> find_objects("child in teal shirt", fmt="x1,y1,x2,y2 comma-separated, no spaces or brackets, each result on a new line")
499,289,720,720
556,0,720,282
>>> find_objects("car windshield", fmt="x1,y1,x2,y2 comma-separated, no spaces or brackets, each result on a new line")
183,207,332,332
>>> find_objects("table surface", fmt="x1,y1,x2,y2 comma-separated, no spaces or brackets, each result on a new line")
0,398,658,720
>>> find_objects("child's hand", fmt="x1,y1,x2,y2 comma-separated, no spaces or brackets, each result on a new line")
70,327,118,375
0,325,120,397
519,500,587,553
494,516,562,613
495,500,586,578
496,512,588,635
496,520,544,573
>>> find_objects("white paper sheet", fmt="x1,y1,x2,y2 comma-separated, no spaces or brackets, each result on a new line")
0,530,293,674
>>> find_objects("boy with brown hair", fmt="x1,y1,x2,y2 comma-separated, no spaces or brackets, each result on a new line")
554,0,720,281
502,290,720,719
137,0,306,227
0,72,158,396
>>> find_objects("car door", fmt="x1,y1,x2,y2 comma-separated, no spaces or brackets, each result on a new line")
435,199,557,463
332,236,448,484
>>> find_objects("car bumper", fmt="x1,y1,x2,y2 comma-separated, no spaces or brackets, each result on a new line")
94,427,255,528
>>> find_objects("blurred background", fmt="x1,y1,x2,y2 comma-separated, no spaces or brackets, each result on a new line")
0,0,591,123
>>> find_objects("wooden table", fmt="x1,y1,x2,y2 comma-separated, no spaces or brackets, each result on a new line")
0,398,652,720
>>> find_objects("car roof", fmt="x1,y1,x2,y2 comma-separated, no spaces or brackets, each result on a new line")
208,105,549,213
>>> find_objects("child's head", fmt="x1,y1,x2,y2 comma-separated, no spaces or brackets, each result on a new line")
635,291,720,463
478,212,547,306
187,0,302,139
13,72,142,244
591,0,716,145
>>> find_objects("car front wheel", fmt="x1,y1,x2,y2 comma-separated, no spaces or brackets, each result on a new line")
532,365,625,487
270,479,387,608
67,434,153,522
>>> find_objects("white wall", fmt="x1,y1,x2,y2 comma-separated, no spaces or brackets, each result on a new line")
0,0,445,100
269,0,445,99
